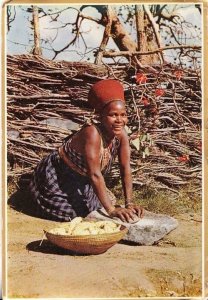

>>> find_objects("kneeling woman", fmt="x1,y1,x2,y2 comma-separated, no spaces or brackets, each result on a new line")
29,79,144,223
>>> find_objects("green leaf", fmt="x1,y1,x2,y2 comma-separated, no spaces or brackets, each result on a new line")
131,137,140,150
144,147,150,156
141,134,146,142
125,125,132,134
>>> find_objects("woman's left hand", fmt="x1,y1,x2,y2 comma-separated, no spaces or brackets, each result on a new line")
125,203,144,218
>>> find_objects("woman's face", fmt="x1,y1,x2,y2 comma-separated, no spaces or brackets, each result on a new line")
100,100,128,138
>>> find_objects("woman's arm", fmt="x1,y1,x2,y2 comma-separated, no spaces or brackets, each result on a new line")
118,129,144,218
83,126,137,222
83,126,115,213
118,128,133,205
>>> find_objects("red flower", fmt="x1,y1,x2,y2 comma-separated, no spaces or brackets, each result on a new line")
178,154,189,162
155,88,165,97
136,73,147,84
142,97,150,106
174,70,184,80
197,141,202,152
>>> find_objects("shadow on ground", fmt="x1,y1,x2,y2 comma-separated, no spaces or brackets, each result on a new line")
26,239,96,256
8,174,39,217
8,174,59,221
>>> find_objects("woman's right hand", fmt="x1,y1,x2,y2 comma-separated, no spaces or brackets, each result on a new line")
108,207,138,223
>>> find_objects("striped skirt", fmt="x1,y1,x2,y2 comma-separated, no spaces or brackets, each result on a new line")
29,151,103,221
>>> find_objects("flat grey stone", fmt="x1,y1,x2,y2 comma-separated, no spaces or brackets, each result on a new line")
8,129,20,139
40,118,80,131
87,209,178,245
35,133,47,142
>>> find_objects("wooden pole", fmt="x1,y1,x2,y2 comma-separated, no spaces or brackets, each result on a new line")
32,5,42,56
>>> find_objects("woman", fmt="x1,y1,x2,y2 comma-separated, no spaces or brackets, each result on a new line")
29,79,144,223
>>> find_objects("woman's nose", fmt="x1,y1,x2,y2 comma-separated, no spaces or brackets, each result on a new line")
116,115,122,122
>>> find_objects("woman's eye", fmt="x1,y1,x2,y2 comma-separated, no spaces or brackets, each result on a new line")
108,113,127,117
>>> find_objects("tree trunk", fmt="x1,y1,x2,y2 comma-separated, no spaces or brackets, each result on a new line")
100,8,137,53
97,5,163,66
32,6,42,56
135,5,148,64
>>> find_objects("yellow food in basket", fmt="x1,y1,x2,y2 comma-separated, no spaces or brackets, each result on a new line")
49,217,121,236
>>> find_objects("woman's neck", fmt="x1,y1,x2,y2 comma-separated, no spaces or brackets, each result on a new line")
99,124,115,146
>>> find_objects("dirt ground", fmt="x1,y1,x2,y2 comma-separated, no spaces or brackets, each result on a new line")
6,205,202,298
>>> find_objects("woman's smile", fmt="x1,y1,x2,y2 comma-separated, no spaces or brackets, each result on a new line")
113,125,123,131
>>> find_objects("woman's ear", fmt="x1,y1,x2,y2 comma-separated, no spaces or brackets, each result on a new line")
93,112,101,122
98,114,102,122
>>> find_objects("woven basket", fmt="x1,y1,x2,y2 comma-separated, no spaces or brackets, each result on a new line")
44,225,128,255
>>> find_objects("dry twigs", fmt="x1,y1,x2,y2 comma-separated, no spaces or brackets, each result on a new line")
7,54,201,195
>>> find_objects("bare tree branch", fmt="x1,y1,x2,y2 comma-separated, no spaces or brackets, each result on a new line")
39,7,77,19
95,6,113,64
143,5,164,63
52,12,83,60
7,6,16,32
103,44,201,58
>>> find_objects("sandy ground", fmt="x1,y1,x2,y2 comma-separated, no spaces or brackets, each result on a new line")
6,206,202,298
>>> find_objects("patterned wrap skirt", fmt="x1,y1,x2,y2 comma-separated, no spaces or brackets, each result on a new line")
29,151,103,221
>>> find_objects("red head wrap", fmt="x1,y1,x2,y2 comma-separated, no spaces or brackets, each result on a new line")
88,79,125,112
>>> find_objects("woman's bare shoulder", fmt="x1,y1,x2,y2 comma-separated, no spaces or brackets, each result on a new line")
117,128,129,143
81,124,100,139
72,124,101,149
